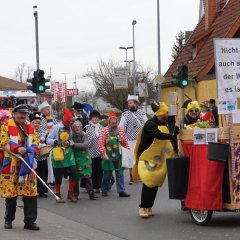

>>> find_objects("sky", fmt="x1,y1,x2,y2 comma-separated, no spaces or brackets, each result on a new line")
0,0,200,91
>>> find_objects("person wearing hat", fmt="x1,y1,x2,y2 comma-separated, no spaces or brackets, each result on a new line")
119,95,147,184
0,104,40,230
46,108,78,203
209,99,218,126
200,101,216,126
38,100,58,187
85,110,104,193
98,111,130,197
134,102,177,218
72,102,88,128
29,112,48,198
183,101,200,126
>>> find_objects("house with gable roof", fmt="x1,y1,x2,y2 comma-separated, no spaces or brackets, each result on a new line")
163,0,240,123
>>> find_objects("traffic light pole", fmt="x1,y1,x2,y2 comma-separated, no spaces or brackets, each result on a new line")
182,88,185,119
33,6,40,105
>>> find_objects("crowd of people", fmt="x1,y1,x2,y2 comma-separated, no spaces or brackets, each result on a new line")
0,96,218,229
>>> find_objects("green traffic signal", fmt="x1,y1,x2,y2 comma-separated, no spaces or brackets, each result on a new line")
27,69,50,93
171,64,189,88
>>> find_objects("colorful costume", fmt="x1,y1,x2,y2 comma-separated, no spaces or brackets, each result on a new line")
38,101,58,184
0,118,39,198
46,108,77,202
0,104,40,230
72,130,97,200
99,111,130,197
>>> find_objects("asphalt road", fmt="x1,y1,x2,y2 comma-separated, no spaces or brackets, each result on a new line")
38,174,240,240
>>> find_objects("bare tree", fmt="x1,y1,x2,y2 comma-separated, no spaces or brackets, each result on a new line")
83,59,156,110
14,63,34,82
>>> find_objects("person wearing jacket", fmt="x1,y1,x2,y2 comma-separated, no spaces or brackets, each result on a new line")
85,110,104,193
134,102,177,218
72,120,98,200
46,108,77,203
98,111,130,198
0,104,40,230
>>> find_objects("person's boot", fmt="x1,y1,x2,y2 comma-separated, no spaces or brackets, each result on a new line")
89,191,98,200
139,208,149,218
56,193,65,203
24,222,40,230
147,208,155,216
67,192,78,203
4,220,12,229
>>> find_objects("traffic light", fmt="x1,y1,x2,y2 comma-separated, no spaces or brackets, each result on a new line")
27,69,50,93
27,71,38,93
171,64,189,88
37,70,46,93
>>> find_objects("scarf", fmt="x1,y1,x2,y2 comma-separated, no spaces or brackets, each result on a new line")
90,122,101,137
43,115,54,133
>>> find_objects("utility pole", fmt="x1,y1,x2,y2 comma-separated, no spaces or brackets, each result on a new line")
157,0,161,101
33,6,40,104
132,20,137,95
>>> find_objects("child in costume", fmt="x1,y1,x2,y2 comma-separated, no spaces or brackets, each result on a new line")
72,120,98,200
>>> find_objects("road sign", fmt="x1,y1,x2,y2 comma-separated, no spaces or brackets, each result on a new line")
154,74,165,84
66,89,79,96
114,68,128,89
138,82,148,97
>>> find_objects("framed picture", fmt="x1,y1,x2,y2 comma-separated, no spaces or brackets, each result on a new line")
193,129,206,145
206,128,218,144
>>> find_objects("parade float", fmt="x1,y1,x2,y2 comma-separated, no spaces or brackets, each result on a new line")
167,39,240,225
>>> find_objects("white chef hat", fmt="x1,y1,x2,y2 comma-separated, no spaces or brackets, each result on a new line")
38,101,50,112
127,95,139,102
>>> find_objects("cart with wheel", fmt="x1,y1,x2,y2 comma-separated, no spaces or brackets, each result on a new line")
172,125,240,226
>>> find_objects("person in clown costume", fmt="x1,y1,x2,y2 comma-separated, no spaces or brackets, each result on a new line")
46,108,77,203
134,102,177,218
98,111,130,197
72,120,98,200
0,104,40,230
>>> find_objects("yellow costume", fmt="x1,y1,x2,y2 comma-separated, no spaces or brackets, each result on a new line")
134,126,174,188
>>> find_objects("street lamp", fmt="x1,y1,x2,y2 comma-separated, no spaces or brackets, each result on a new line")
157,0,161,101
132,20,137,95
119,46,133,70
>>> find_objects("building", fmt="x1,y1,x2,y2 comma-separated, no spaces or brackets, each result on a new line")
163,0,240,124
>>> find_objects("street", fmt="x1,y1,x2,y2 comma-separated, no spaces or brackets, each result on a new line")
1,174,239,240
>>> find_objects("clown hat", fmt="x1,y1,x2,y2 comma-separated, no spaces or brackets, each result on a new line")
108,111,117,119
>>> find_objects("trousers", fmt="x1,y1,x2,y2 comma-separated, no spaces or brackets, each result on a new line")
5,196,37,224
139,184,158,208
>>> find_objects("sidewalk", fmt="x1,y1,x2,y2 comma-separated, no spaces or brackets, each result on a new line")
0,199,125,240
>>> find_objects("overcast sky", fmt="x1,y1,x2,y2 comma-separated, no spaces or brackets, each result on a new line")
0,0,200,90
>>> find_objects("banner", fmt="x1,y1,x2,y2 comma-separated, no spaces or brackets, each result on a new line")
214,39,240,114
66,89,78,96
